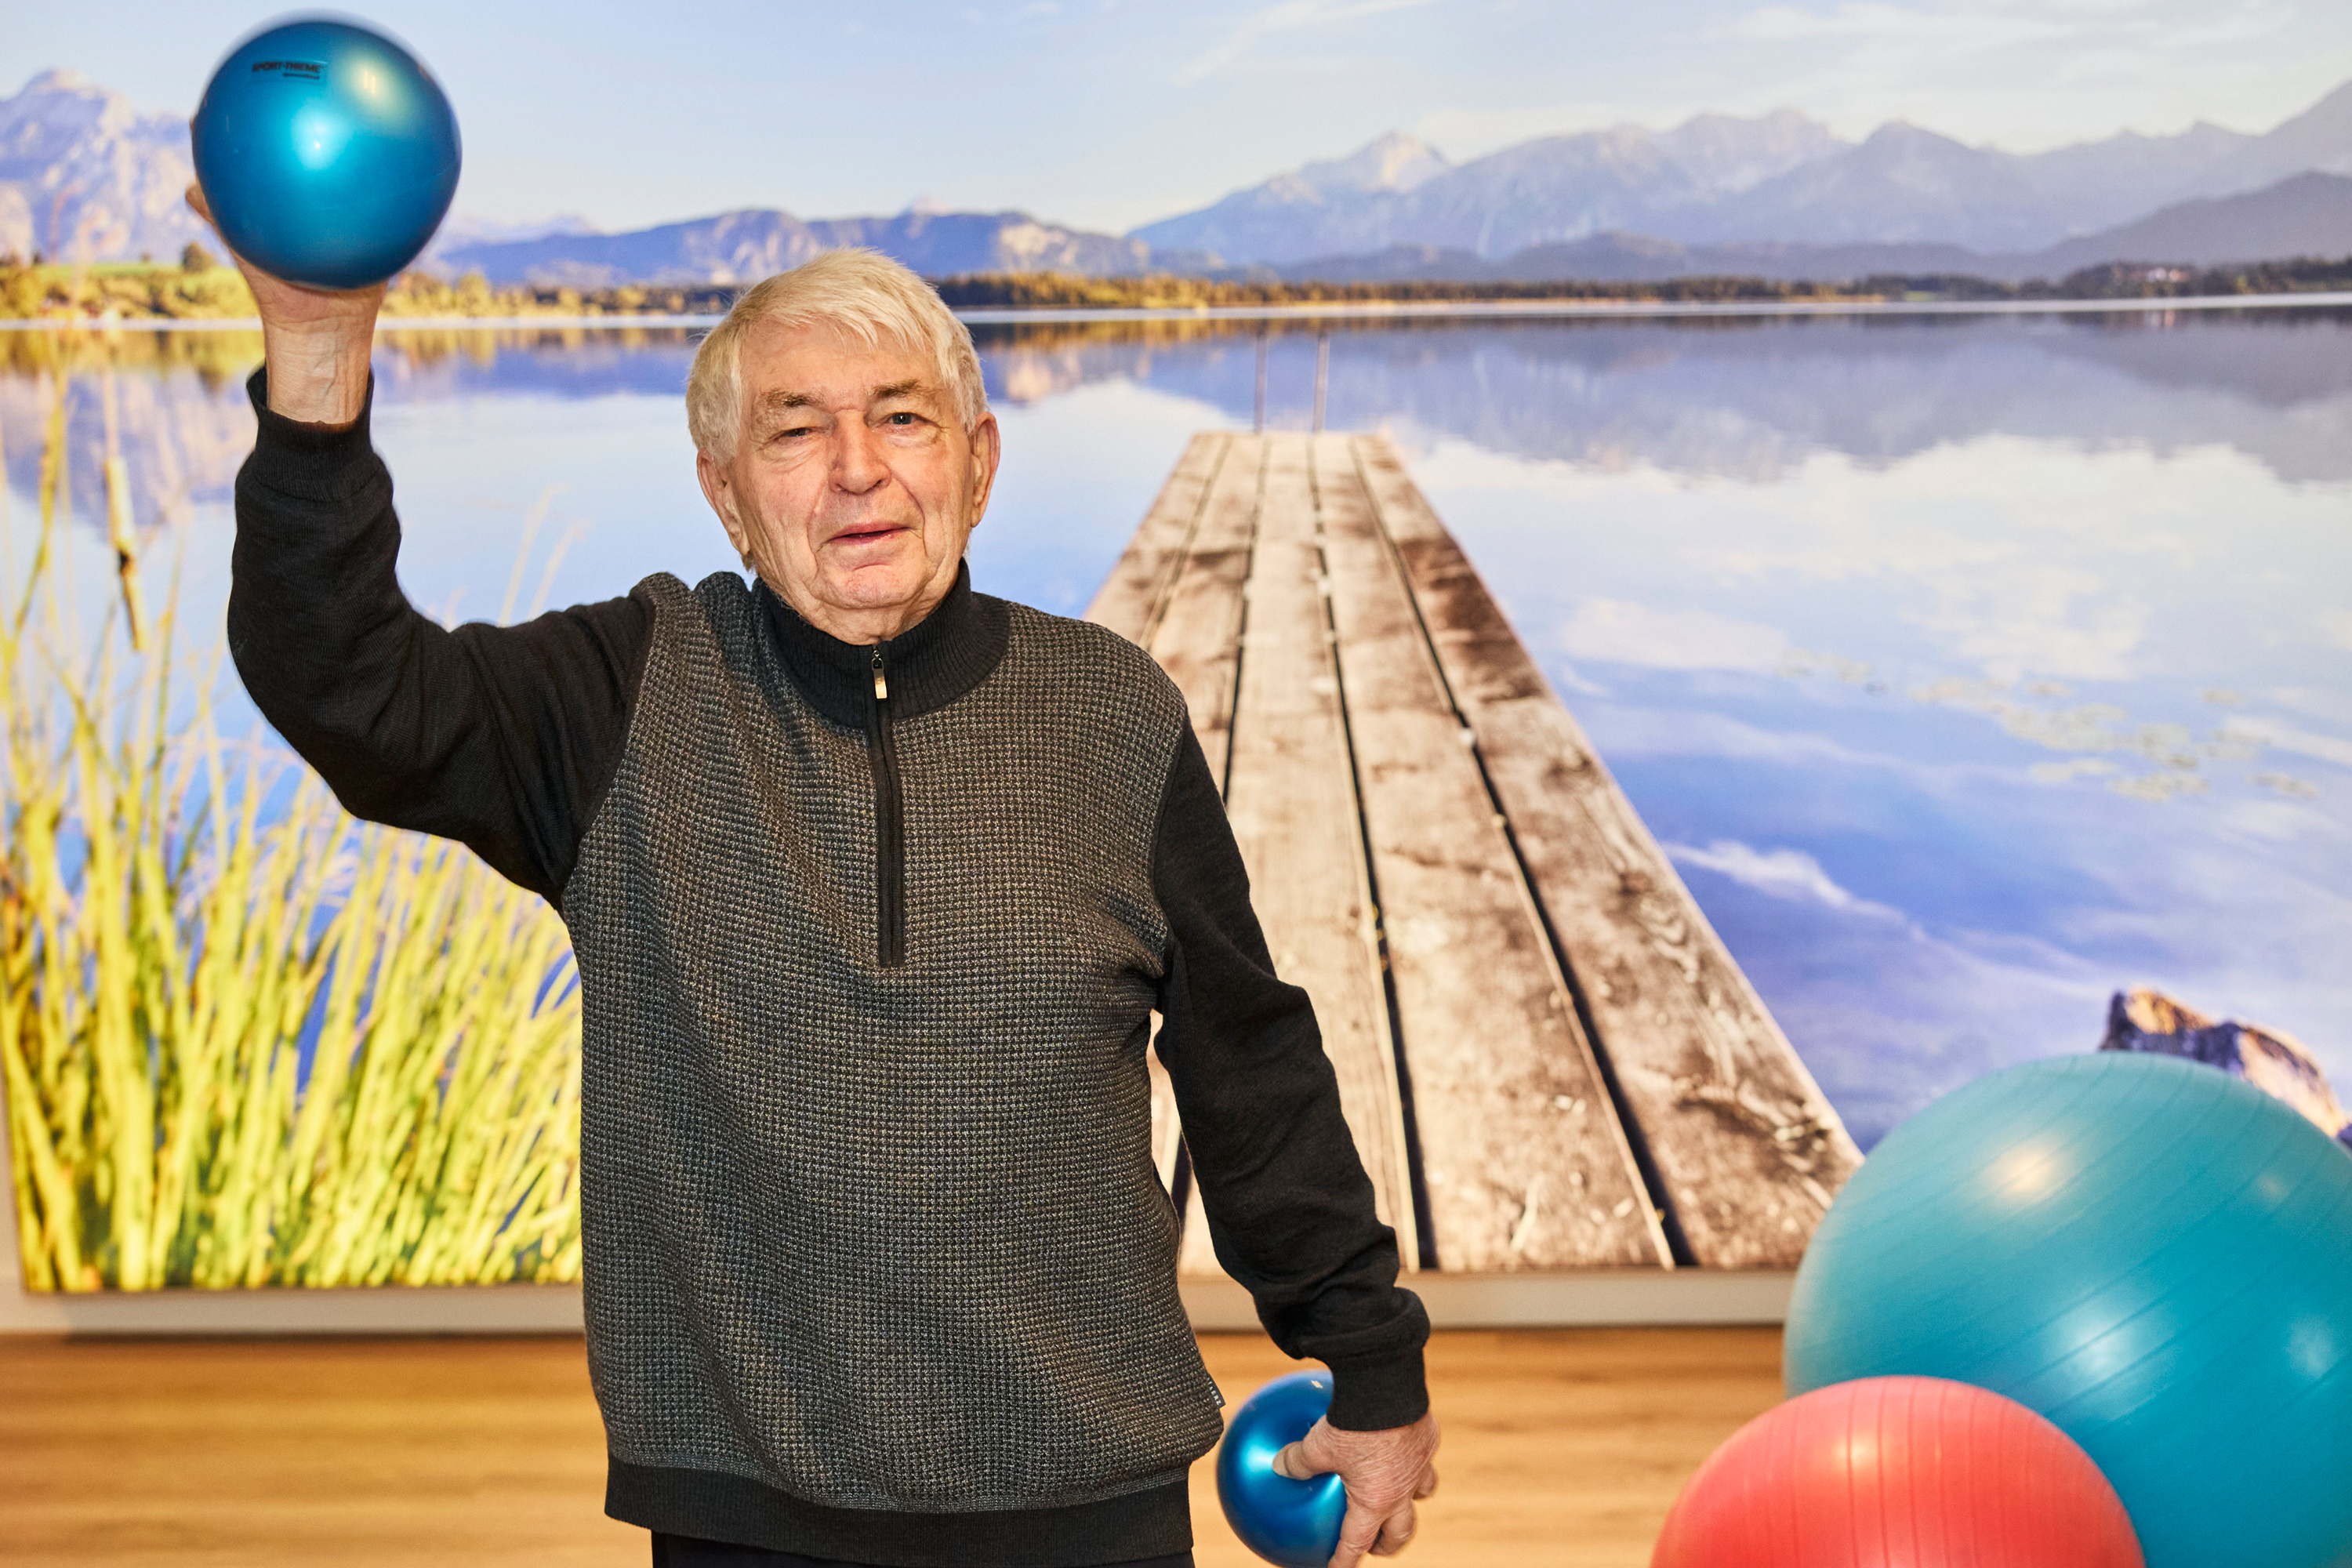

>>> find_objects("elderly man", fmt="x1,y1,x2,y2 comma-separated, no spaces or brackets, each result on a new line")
212,219,1437,1568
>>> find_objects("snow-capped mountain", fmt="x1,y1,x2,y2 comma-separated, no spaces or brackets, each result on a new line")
1133,82,2352,266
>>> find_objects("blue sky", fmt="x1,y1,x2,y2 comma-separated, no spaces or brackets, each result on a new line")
10,1,2352,234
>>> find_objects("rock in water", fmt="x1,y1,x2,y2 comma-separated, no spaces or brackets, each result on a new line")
2101,987,2351,1149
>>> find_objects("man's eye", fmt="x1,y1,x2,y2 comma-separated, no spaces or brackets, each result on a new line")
885,412,918,426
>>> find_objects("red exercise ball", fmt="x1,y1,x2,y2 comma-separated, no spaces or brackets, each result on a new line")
1652,1377,2143,1568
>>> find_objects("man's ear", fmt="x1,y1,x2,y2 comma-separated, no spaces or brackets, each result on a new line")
967,412,1002,532
697,448,753,560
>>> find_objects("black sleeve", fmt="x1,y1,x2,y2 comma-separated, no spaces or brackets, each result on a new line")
227,369,653,906
1150,725,1431,1432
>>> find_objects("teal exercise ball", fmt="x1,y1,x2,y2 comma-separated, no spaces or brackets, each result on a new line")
1784,1053,2352,1568
191,20,460,289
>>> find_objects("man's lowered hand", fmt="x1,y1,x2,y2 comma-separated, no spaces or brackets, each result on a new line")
1271,1408,1441,1566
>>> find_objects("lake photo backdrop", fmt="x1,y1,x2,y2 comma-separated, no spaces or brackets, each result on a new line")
5,302,2347,1287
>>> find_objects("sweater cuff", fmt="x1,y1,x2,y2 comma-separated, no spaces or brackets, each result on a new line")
1323,1340,1430,1432
245,367,379,501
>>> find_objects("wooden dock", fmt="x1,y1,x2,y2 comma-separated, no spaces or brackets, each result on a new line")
1090,433,1861,1298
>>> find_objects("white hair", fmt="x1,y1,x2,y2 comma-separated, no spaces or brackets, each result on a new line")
685,249,987,461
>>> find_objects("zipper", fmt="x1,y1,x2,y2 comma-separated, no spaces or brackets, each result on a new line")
867,644,907,968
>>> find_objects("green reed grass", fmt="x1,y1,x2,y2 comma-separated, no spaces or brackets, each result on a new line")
2,365,581,1290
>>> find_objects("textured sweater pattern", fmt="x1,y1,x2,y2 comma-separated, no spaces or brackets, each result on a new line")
569,572,1225,1508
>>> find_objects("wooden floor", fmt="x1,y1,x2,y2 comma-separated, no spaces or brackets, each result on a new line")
0,1329,1780,1566
1092,434,1858,1281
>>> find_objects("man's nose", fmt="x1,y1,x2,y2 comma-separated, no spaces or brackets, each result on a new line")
832,419,890,494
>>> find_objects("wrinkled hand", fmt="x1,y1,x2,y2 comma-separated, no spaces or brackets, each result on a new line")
185,182,383,426
184,183,386,327
1272,1410,1441,1566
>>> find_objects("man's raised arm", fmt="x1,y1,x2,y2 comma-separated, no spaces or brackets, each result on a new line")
205,184,652,905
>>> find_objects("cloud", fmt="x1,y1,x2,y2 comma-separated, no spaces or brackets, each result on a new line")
1717,2,2078,52
2030,758,2118,784
2219,717,2352,771
1686,802,2352,1148
1907,681,2208,769
1781,648,1877,685
1665,838,1906,920
1557,599,1788,673
1443,435,2321,691
1173,0,1439,85
1757,920,2117,1149
1576,702,1942,777
2108,771,2209,802
2252,773,2322,802
2270,688,2352,728
1906,584,2153,687
1900,688,2348,803
1403,0,2336,163
1691,0,2320,153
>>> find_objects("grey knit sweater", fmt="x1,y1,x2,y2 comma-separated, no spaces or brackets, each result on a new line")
228,373,1428,1568
572,571,1225,1505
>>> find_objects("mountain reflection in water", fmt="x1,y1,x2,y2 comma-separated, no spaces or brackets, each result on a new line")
5,309,2347,1147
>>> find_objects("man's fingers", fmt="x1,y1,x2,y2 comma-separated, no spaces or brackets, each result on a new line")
1326,1499,1383,1568
1371,1501,1419,1556
1273,1418,1344,1480
1413,1464,1439,1500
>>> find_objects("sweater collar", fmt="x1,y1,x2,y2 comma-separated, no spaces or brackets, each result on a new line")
756,561,1009,728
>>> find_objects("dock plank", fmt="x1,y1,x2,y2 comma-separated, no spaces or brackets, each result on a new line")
1084,432,1230,646
1091,436,1235,1268
1216,437,1419,1269
1091,436,1264,1280
1145,435,1266,787
1348,436,1860,1269
1311,437,1668,1272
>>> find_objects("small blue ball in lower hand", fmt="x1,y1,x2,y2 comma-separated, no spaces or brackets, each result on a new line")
191,19,460,289
1216,1370,1348,1568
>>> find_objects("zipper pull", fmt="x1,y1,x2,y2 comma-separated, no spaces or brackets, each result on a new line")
870,645,889,702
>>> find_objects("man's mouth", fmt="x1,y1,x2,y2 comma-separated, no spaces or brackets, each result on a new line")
830,522,906,547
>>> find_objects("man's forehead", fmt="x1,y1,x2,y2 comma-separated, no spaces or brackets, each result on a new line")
741,321,938,412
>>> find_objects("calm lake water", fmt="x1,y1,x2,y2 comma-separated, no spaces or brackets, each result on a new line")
6,307,2350,1148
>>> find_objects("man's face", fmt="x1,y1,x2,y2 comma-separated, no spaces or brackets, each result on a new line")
697,320,1000,641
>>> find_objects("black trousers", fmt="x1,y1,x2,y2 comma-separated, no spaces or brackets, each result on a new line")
650,1535,1193,1568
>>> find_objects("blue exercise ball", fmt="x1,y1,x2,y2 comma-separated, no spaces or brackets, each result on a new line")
191,20,459,289
1216,1370,1347,1568
1785,1052,2352,1568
